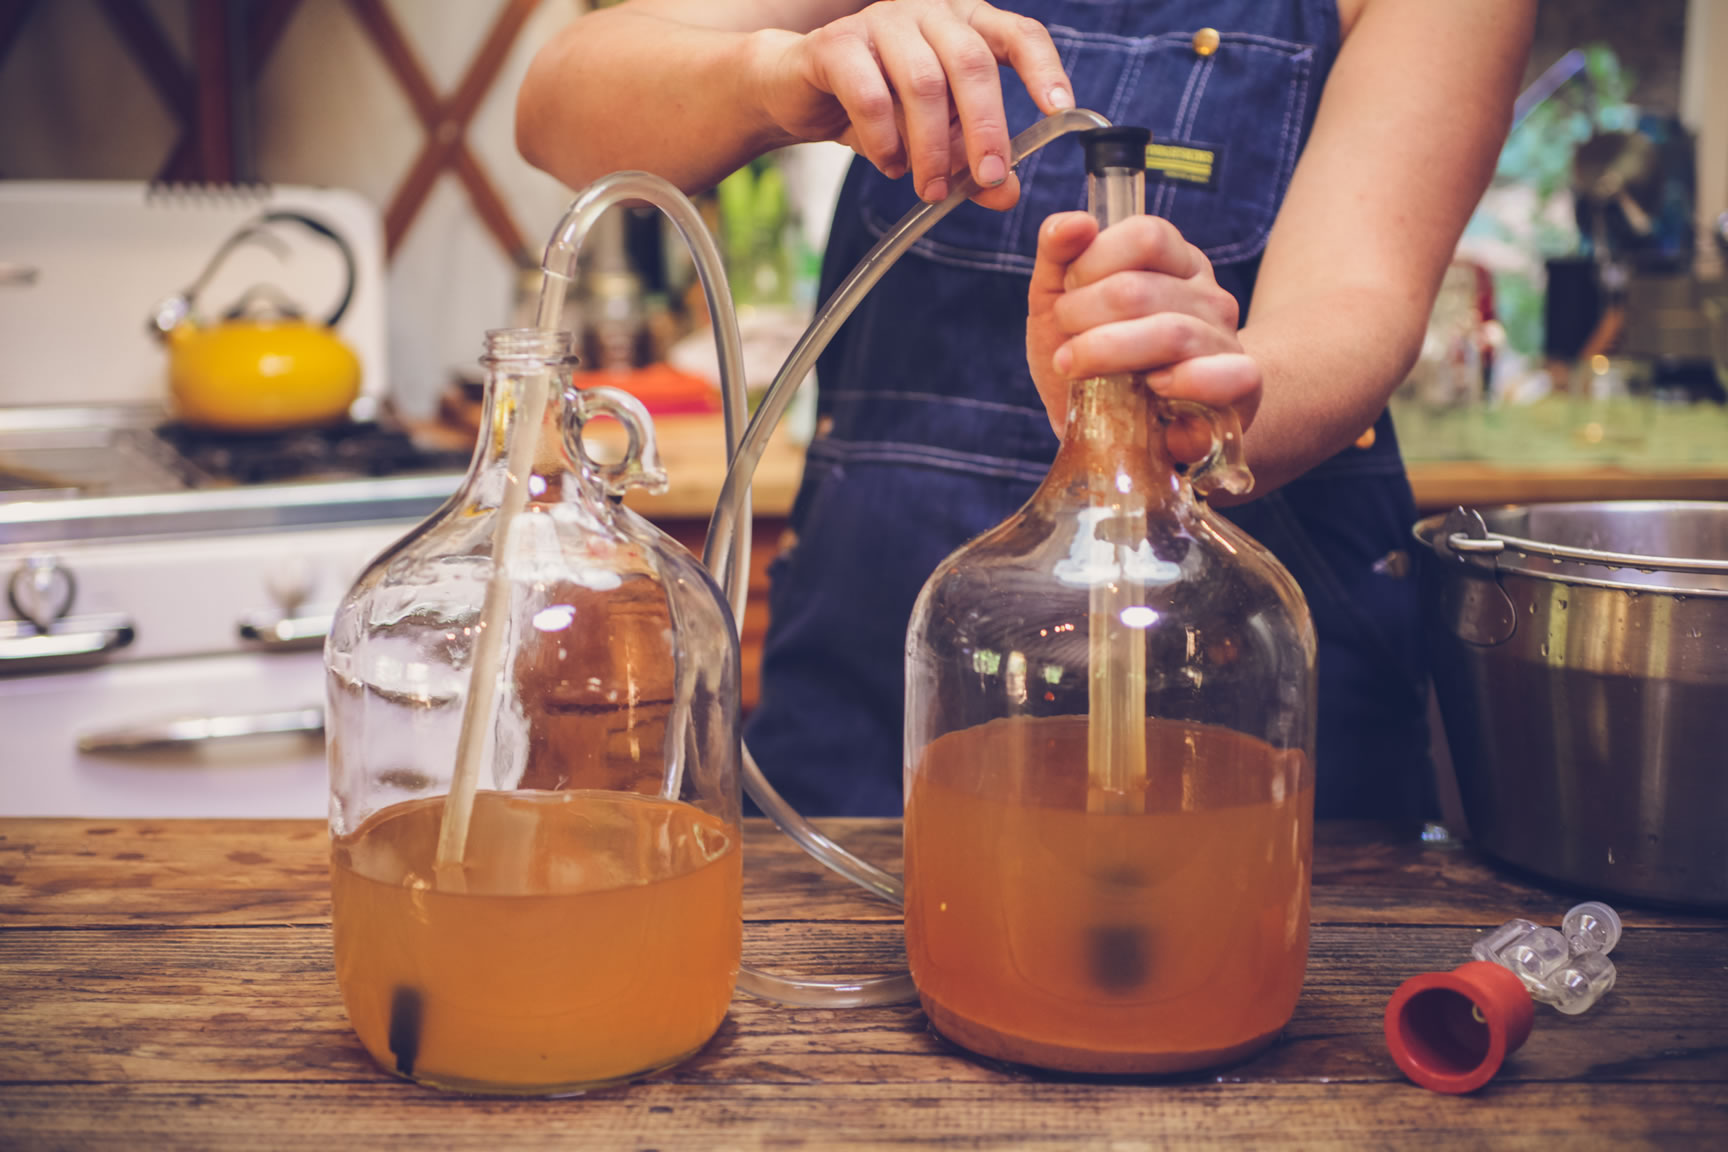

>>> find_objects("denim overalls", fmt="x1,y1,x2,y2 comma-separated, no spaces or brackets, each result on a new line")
746,0,1432,820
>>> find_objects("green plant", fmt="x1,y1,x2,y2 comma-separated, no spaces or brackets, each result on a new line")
1464,44,1638,359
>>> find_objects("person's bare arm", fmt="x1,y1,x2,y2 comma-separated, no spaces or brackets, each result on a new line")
516,1,830,193
1233,0,1534,492
517,0,1072,207
1027,0,1533,496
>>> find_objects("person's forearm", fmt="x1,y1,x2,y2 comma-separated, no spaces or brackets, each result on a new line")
517,7,795,193
1234,280,1429,499
1224,0,1531,502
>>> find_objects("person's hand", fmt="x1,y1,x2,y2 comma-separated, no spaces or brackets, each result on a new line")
1027,211,1261,459
752,0,1072,210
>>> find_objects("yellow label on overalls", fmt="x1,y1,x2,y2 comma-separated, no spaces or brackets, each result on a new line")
1144,142,1218,187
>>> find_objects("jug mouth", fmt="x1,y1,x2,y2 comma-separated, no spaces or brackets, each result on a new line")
481,328,580,366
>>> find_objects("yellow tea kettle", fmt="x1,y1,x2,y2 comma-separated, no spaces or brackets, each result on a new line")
151,211,362,431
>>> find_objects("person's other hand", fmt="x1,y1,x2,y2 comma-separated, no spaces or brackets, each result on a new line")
752,0,1072,210
1027,211,1261,459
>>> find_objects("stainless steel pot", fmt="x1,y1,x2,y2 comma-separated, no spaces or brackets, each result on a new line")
1416,502,1728,909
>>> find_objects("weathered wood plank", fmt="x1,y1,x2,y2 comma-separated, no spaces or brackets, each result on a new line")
3,817,1725,1150
0,819,910,926
4,818,1721,930
0,1081,1723,1150
1305,824,1728,928
741,818,906,921
2,924,1721,1089
0,819,331,926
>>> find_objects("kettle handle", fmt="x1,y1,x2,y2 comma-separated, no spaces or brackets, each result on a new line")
244,211,358,328
167,210,358,329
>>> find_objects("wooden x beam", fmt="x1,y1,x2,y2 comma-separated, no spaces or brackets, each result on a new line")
345,0,539,264
0,0,40,71
84,0,303,184
94,0,194,142
5,0,535,263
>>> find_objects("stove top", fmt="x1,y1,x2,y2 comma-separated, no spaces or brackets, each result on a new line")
0,415,201,500
0,407,467,545
154,420,470,486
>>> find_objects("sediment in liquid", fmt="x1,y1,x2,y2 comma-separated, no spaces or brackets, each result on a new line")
905,715,1312,1075
331,789,740,1094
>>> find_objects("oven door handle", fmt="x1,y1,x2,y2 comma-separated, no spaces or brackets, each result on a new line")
0,616,136,669
77,707,325,754
238,613,332,650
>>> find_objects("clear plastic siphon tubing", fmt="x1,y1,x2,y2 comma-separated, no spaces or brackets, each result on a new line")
704,108,1113,923
1079,140,1151,817
537,111,1111,1008
536,170,754,623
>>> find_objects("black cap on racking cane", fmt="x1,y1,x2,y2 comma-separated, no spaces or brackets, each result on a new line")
1079,126,1151,175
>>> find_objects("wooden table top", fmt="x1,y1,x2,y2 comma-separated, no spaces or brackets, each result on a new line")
1,818,1723,1149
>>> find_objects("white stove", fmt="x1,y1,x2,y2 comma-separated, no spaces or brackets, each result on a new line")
0,416,463,818
0,182,464,818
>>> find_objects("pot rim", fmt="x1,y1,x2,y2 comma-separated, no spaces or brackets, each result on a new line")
1414,502,1728,595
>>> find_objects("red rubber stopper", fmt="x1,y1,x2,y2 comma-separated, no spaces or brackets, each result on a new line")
1383,961,1534,1094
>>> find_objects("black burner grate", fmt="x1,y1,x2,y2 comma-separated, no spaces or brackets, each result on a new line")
155,422,470,486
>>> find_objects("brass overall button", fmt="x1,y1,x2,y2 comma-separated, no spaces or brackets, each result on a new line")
1192,27,1221,57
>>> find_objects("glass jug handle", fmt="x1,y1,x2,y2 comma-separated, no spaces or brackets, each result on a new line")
1160,398,1253,498
563,385,670,497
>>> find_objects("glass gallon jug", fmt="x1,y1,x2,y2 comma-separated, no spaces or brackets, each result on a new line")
325,329,741,1095
903,128,1318,1075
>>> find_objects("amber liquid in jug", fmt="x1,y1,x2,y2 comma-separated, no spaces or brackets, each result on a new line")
325,329,743,1095
332,790,739,1093
902,128,1317,1075
906,718,1310,1073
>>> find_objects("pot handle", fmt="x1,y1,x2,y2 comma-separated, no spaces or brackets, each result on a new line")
1430,507,1499,564
1433,507,1519,648
1447,534,1505,556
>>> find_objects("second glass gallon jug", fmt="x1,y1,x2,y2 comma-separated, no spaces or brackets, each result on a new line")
325,329,741,1095
903,128,1318,1074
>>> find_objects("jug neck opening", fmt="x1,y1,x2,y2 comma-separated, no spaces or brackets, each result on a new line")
1048,376,1181,508
1049,130,1179,510
481,327,579,365
467,328,586,504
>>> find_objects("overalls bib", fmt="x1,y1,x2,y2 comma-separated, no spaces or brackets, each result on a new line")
746,0,1432,820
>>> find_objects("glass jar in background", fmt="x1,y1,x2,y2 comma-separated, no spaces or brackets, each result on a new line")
1568,351,1655,455
325,328,741,1095
1393,260,1496,460
902,128,1317,1075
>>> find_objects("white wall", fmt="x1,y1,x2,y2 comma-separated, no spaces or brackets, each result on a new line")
0,0,590,418
1681,0,1728,268
253,0,587,416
